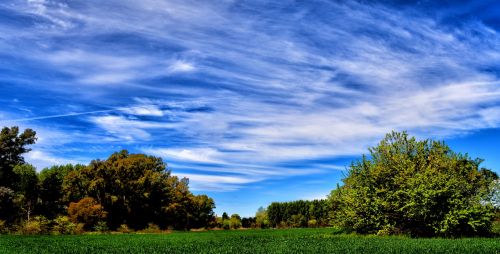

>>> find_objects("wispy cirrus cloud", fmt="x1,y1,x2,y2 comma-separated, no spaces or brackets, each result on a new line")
0,0,499,196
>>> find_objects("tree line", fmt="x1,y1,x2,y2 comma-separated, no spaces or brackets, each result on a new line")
0,126,498,236
0,126,215,233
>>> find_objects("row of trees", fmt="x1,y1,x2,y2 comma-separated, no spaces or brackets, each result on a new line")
267,200,329,228
0,126,215,233
215,207,270,229
1,126,498,236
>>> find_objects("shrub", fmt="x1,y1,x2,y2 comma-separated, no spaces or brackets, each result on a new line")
222,220,231,230
0,220,7,233
118,224,133,233
93,221,109,233
308,219,318,228
52,216,76,235
20,216,50,235
139,223,161,233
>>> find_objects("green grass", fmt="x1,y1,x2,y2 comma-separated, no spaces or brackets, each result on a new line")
0,228,498,254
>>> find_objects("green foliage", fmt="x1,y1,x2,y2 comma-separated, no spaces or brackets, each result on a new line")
52,216,76,235
0,126,216,233
0,228,499,254
255,206,269,228
39,164,82,219
267,199,329,228
222,219,231,230
230,214,242,229
12,164,38,222
0,187,20,224
241,216,256,228
19,216,50,235
307,219,317,228
62,150,213,230
0,127,36,188
329,131,499,237
93,221,109,233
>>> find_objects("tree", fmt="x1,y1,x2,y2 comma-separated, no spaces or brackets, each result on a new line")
62,150,214,230
0,187,19,224
13,164,38,222
68,197,107,230
39,164,82,219
329,131,499,237
230,214,242,229
266,200,328,228
0,127,36,188
255,206,269,228
189,194,215,229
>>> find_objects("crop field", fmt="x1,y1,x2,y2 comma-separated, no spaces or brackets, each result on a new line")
0,228,498,254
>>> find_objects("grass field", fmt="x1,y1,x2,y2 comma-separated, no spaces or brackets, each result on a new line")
0,228,498,254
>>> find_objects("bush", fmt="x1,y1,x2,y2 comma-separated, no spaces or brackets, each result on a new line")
308,219,318,228
93,221,109,233
0,220,7,233
52,216,76,235
118,224,133,233
20,216,50,235
222,220,231,230
139,223,161,233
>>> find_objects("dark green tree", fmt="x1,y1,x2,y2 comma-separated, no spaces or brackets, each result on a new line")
0,127,36,188
38,164,82,219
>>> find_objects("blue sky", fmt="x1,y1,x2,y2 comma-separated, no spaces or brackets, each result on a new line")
1,0,500,217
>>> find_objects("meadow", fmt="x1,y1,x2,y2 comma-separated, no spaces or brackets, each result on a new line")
0,228,498,254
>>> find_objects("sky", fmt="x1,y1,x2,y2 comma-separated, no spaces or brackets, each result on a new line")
0,0,499,217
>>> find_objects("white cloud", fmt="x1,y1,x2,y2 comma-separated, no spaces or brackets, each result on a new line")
121,104,164,117
2,0,500,191
24,150,81,171
167,60,196,74
145,147,222,164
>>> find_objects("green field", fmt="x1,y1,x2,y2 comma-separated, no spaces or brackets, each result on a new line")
0,228,498,254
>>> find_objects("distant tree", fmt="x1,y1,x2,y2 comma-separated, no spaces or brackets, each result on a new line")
267,200,328,228
230,214,242,229
241,217,256,228
0,127,36,188
222,212,229,220
255,206,269,228
329,131,499,237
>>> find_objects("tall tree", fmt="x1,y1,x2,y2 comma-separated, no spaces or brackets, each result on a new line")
0,127,36,188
